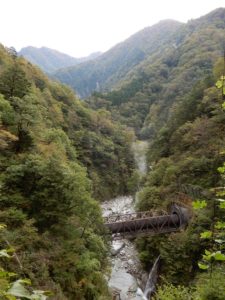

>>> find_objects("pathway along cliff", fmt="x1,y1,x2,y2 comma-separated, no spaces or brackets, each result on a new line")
101,141,149,300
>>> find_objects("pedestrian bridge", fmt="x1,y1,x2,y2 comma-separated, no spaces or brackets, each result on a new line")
104,204,190,238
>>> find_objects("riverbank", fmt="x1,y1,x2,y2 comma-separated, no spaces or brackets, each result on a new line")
102,141,149,300
102,196,148,300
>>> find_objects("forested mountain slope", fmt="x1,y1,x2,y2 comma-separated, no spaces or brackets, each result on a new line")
53,20,182,98
0,45,135,299
130,9,225,299
87,8,225,136
135,53,225,300
86,8,225,298
1,7,225,300
19,46,101,73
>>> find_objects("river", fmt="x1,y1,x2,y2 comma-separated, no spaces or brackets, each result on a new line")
101,141,149,300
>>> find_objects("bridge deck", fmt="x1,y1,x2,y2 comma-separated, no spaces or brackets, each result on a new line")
104,205,190,238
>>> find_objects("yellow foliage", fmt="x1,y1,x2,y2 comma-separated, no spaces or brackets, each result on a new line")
0,128,18,150
37,141,68,161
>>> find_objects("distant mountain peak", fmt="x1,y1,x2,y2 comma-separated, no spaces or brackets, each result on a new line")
53,18,183,98
188,7,225,25
19,46,102,73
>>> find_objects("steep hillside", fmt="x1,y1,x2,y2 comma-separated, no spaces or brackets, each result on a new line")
0,44,136,299
130,8,225,299
88,8,225,136
135,51,225,300
53,20,182,97
19,46,101,73
86,9,225,297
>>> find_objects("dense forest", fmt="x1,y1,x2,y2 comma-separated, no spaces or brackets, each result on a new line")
135,58,225,299
0,7,225,300
53,20,182,98
86,8,225,299
86,8,225,137
0,45,136,299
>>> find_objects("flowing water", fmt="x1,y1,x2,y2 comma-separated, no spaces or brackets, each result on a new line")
102,141,149,300
132,141,149,176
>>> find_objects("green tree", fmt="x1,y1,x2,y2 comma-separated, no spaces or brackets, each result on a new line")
0,224,50,300
0,62,31,99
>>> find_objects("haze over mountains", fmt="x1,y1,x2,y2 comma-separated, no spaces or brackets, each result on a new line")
19,46,102,73
17,8,225,138
48,8,225,139
54,19,182,98
19,8,225,103
52,8,225,101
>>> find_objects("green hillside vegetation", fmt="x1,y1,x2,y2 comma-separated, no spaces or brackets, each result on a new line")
1,7,225,300
53,20,182,98
0,45,135,299
19,46,101,73
137,59,225,299
87,8,225,299
134,24,225,300
87,8,225,137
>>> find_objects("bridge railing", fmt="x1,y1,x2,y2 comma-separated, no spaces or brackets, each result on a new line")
104,210,168,224
104,205,190,238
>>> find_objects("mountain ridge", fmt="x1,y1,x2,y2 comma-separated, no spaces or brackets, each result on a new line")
19,46,102,73
53,8,225,99
53,19,183,97
85,7,225,137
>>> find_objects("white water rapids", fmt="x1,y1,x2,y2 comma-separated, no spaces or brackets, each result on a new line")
101,141,149,300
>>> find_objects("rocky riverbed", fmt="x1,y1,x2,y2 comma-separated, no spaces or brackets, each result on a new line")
101,141,149,300
102,196,148,300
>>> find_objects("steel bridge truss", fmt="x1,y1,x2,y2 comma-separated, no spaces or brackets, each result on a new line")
104,205,190,238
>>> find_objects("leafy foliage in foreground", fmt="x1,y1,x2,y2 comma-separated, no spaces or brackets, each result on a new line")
153,268,225,300
0,226,51,300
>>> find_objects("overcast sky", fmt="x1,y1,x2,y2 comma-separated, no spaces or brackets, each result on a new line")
1,0,225,57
